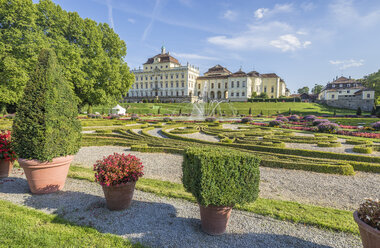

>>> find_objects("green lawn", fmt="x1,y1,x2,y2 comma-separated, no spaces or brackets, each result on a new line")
68,165,359,235
327,117,379,126
89,102,360,116
0,199,144,248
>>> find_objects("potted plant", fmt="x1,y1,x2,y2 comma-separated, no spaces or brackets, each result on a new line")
354,198,380,248
94,153,144,211
0,131,17,178
12,49,81,194
182,146,260,235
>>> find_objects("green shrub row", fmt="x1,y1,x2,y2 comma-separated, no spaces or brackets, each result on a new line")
317,142,342,148
182,146,260,206
345,139,373,145
353,145,373,154
130,144,184,154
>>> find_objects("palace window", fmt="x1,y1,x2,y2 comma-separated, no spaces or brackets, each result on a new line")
171,75,173,79
198,84,201,89
171,82,173,87
140,76,143,80
367,93,371,98
264,87,267,93
231,82,234,88
332,94,335,99
176,74,179,79
135,76,138,81
136,84,139,89
151,76,153,80
211,83,214,89
218,83,221,89
176,82,179,87
242,82,245,87
165,82,168,88
347,90,350,93
150,83,153,88
182,91,184,96
166,65,168,68
145,83,148,88
182,74,184,78
237,92,240,97
225,82,227,88
271,87,274,93
166,75,168,79
176,91,179,96
231,92,234,96
141,83,143,89
145,76,148,80
182,82,184,87
237,81,240,87
242,92,245,96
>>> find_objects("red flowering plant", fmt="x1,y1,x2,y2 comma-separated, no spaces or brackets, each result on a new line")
0,131,17,162
93,153,144,187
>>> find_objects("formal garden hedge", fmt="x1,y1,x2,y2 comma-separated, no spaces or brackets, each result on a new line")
182,146,260,206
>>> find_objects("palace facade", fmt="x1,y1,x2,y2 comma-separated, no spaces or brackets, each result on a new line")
126,48,287,103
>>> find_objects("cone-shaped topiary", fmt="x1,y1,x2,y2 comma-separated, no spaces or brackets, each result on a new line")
12,49,82,161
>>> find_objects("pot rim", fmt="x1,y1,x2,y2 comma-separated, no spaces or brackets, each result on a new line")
198,203,234,209
101,180,137,188
353,210,380,235
18,155,74,168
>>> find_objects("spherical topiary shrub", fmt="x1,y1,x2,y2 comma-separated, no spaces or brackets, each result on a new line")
317,122,340,133
372,121,380,131
269,120,283,127
162,117,172,122
288,115,300,122
303,115,317,122
130,114,139,121
182,146,260,207
313,119,329,126
241,117,253,123
12,49,82,161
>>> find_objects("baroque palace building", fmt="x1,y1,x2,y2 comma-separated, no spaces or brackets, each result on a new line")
126,47,287,103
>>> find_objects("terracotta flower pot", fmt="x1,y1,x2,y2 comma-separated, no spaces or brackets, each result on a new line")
18,155,73,194
354,211,380,248
199,204,233,235
0,160,13,178
102,181,136,211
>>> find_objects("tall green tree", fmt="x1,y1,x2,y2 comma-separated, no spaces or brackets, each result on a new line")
363,69,380,105
297,86,309,94
311,84,324,94
0,0,134,110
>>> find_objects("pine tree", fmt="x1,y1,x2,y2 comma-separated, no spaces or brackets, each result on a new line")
371,106,376,115
158,107,161,115
249,107,252,115
356,107,362,116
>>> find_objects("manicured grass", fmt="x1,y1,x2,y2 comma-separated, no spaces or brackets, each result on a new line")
89,102,360,116
0,199,144,248
68,165,359,235
327,117,379,127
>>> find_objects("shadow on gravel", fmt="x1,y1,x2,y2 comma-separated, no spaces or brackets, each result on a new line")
16,188,335,248
0,176,29,194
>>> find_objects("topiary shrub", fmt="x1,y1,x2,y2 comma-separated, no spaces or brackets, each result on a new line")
162,117,172,122
303,115,317,122
353,145,373,154
313,119,329,126
205,117,216,122
182,146,260,207
130,114,139,121
288,115,300,122
269,120,283,127
317,122,340,133
12,49,81,161
241,117,253,123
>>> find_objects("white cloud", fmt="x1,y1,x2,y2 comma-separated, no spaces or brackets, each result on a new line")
329,0,380,27
172,52,218,60
142,0,162,41
207,22,310,52
106,0,115,30
223,10,238,21
128,18,135,24
254,4,293,20
329,59,364,69
254,8,269,19
270,34,311,52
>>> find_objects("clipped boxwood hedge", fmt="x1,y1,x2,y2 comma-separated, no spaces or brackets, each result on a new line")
182,146,260,206
12,49,81,161
353,145,373,154
317,142,341,148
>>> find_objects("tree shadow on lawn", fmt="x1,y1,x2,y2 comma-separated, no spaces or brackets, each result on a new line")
0,177,337,248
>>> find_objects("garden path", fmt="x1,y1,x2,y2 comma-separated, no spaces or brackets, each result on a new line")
74,146,380,211
0,173,361,248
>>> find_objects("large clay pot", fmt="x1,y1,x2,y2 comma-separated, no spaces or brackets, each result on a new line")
354,211,380,248
0,160,13,178
199,204,233,235
18,155,73,194
102,181,136,211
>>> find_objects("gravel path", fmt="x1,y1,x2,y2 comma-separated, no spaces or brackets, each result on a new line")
146,128,168,138
0,174,361,248
285,142,380,157
177,132,220,142
74,146,183,183
74,147,380,210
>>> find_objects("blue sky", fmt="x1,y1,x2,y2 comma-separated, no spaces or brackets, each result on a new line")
39,0,380,93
